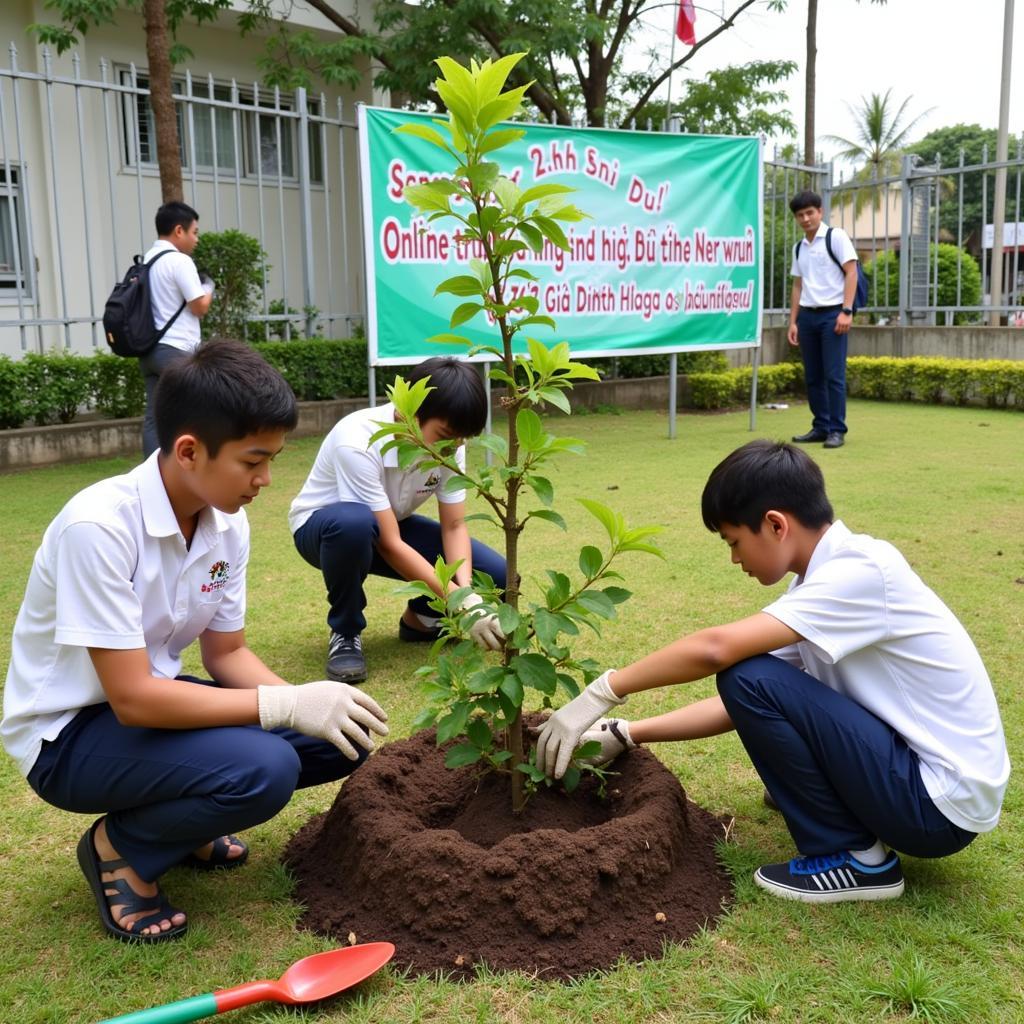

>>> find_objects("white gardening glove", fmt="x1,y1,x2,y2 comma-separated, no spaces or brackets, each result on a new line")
579,717,636,766
534,670,626,780
200,273,215,297
257,681,389,760
459,591,504,651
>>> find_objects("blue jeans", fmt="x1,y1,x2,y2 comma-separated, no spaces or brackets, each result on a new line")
717,655,976,859
796,307,848,435
27,677,363,882
139,342,190,458
293,503,507,635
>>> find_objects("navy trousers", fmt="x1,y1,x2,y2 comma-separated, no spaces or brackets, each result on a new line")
717,655,975,859
139,342,190,458
27,677,362,882
293,502,507,635
796,307,848,436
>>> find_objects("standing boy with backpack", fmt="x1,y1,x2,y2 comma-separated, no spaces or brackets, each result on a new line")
138,201,214,457
787,190,865,449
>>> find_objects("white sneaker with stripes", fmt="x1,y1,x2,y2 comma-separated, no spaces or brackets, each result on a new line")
754,851,905,903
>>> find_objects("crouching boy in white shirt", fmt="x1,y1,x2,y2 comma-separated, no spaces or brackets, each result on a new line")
535,440,1009,903
1,340,389,942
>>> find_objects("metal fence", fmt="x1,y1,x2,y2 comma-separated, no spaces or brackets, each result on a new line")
3,37,1023,358
764,140,1024,326
0,43,363,357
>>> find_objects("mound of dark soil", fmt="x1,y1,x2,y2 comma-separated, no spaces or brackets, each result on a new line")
284,726,731,979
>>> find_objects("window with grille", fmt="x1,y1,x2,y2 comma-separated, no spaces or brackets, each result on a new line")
120,71,323,183
0,167,31,297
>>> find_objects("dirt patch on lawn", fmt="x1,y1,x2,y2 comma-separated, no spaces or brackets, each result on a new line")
285,725,731,979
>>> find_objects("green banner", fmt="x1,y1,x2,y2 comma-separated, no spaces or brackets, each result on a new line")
358,106,762,365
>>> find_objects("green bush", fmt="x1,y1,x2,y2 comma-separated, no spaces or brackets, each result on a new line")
193,230,268,341
864,244,983,325
687,362,804,409
90,353,146,419
846,356,1024,409
22,352,94,425
0,356,30,428
594,350,729,379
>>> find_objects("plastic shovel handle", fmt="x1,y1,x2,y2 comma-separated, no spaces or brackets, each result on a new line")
98,992,219,1024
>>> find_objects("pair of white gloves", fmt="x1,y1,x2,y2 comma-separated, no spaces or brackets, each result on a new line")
533,670,636,779
258,680,390,760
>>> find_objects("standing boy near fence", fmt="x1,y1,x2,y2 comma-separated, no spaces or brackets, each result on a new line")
1,341,389,942
536,440,1008,903
787,190,861,449
289,357,506,684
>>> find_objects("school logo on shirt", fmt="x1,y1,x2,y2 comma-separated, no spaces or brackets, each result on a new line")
201,560,230,593
424,472,440,489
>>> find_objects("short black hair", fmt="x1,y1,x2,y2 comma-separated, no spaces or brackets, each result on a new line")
155,340,298,456
701,439,834,533
404,357,488,438
156,201,199,237
789,190,822,214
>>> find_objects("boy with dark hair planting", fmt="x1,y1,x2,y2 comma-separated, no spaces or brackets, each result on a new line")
2,340,389,942
290,356,507,683
536,440,1008,903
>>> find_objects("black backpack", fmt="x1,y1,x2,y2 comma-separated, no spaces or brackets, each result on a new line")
794,227,869,312
102,250,187,357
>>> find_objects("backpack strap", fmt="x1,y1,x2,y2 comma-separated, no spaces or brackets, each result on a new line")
824,227,845,272
145,247,188,338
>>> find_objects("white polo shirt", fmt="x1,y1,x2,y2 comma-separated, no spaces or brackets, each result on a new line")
288,402,466,534
790,222,859,307
1,452,249,778
764,521,1009,834
143,240,205,352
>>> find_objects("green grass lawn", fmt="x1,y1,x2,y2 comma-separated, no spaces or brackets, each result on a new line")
0,399,1021,1023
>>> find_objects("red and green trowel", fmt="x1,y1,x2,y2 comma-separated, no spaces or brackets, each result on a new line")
97,942,395,1024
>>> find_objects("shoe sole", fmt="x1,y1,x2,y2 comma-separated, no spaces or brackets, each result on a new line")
754,870,904,903
326,666,367,684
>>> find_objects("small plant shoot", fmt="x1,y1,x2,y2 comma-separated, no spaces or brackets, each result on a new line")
372,53,662,813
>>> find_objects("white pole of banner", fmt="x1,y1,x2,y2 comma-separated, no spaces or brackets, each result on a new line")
668,351,678,439
749,346,760,431
665,11,678,128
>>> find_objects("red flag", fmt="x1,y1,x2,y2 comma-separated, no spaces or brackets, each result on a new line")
676,0,696,45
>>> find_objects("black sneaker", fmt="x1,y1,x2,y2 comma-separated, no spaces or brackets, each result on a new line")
397,616,443,643
326,632,366,683
754,851,904,903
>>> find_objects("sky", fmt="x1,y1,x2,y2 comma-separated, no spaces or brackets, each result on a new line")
635,0,1022,163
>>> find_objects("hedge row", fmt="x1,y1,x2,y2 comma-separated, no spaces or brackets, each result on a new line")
3,346,1022,430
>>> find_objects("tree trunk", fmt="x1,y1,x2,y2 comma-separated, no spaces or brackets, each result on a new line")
143,0,184,203
803,0,817,167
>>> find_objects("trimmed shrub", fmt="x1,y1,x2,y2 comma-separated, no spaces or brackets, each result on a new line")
0,356,30,428
193,230,268,341
91,353,146,419
22,352,94,425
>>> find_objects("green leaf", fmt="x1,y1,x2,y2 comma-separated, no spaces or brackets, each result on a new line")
516,408,544,451
576,740,603,759
499,672,524,707
426,332,472,347
464,512,503,529
576,590,617,619
561,765,581,792
450,302,484,328
526,508,567,530
545,570,571,606
517,222,544,253
518,183,576,208
603,586,633,605
402,182,453,213
479,127,526,154
578,545,603,577
476,52,527,104
579,497,620,542
465,161,500,193
436,704,471,744
394,122,452,153
436,276,486,298
466,716,493,748
533,607,564,648
473,432,508,459
497,604,521,634
467,666,506,694
445,743,483,768
538,387,571,414
526,474,554,506
477,90,528,131
532,215,570,251
511,653,558,695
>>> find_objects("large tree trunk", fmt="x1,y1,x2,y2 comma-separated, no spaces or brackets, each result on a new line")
803,0,817,166
143,0,184,202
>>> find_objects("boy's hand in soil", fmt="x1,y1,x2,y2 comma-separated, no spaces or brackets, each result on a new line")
535,670,626,779
579,718,636,766
258,681,389,760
